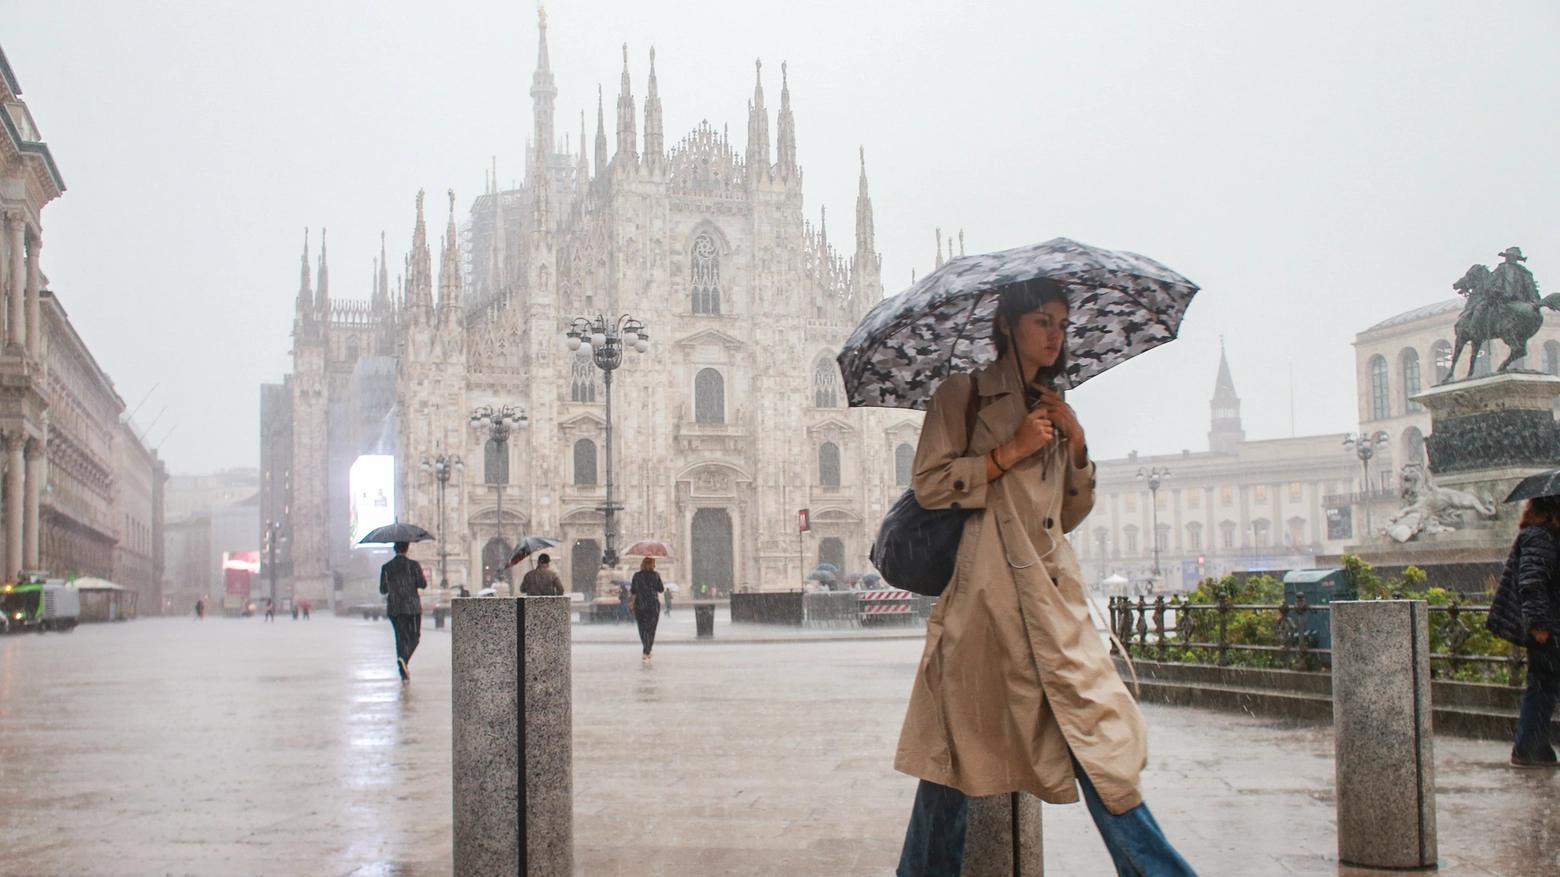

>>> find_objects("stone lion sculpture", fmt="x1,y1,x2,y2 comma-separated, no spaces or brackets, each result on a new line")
1384,463,1496,543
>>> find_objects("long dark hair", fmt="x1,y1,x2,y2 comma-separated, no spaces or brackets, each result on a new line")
1521,496,1560,533
991,277,1069,387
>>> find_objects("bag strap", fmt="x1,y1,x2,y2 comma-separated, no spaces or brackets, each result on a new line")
962,376,982,455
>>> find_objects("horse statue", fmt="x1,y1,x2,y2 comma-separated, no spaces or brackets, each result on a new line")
1446,247,1560,379
1384,463,1496,543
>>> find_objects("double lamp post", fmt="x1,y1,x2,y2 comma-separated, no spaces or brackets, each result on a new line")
470,404,526,593
565,314,649,571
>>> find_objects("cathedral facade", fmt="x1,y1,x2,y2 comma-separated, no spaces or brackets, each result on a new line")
263,17,918,604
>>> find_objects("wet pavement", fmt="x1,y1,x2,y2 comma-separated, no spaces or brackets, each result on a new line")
1,615,1557,876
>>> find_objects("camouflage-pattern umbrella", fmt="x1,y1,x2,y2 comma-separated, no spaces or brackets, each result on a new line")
837,237,1199,410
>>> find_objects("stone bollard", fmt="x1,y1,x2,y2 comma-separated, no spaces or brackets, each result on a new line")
452,596,573,877
1331,600,1436,869
963,792,1043,876
695,603,714,639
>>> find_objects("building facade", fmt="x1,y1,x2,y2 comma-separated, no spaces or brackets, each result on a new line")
163,468,259,613
265,17,915,604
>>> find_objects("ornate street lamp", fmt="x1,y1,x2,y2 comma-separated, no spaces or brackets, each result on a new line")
1137,466,1171,579
470,404,527,593
264,520,283,610
1343,430,1392,538
564,314,650,569
420,453,464,590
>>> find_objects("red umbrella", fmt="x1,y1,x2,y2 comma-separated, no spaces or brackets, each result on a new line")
623,540,674,557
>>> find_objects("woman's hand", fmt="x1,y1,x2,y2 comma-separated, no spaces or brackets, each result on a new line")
1010,408,1056,460
1035,387,1087,468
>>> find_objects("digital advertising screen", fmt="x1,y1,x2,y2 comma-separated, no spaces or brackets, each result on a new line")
348,454,396,547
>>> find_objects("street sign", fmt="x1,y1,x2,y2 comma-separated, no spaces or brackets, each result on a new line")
798,509,810,532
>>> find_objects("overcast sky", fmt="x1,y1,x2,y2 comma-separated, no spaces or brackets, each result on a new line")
4,1,1559,474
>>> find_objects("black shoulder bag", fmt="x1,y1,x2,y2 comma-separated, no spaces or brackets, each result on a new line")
869,385,982,597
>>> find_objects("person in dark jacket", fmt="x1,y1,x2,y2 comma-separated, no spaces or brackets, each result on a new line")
380,542,428,682
520,554,565,596
1489,497,1560,767
630,557,665,663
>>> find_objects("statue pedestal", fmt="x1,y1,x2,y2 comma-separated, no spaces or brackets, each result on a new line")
1415,371,1560,479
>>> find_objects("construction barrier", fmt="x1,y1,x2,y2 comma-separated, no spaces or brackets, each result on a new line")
858,588,917,625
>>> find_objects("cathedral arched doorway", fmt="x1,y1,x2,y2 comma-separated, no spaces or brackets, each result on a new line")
818,537,845,573
571,539,601,600
481,536,513,589
691,508,733,597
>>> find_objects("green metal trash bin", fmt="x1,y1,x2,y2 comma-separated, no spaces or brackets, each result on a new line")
1282,568,1355,654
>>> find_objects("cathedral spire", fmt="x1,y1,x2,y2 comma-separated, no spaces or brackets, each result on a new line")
595,85,609,177
643,47,663,165
935,229,944,269
1209,342,1244,454
296,227,313,326
615,44,637,168
775,61,796,180
407,189,433,314
530,7,558,168
439,189,464,312
746,59,770,183
374,230,390,311
855,146,875,258
315,228,330,319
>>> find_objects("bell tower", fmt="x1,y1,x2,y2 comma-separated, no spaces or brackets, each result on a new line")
1209,343,1244,455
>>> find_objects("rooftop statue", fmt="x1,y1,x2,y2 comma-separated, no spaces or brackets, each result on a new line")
1446,247,1560,378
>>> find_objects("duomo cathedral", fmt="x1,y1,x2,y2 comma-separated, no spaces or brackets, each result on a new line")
262,14,918,604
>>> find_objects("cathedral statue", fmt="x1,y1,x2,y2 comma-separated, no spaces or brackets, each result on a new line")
1446,247,1560,378
1384,463,1495,543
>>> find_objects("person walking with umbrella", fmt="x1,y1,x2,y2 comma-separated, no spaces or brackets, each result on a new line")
839,241,1200,876
630,556,665,664
361,522,435,682
520,553,564,596
1489,469,1560,767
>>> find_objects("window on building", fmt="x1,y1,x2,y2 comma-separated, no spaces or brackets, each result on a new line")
1289,482,1303,502
691,233,721,314
814,358,839,408
819,537,845,571
819,442,841,487
570,359,597,403
484,437,509,485
1186,522,1202,551
1546,340,1560,376
1220,521,1235,549
1220,486,1232,507
894,443,914,487
1401,348,1422,412
1404,426,1426,465
1254,484,1268,503
1432,339,1453,383
1123,526,1139,554
573,439,597,486
1155,524,1169,551
694,368,725,424
1369,355,1390,419
1287,516,1307,547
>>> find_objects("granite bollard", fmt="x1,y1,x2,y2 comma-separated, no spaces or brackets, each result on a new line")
963,792,1043,876
452,596,573,877
1331,600,1436,869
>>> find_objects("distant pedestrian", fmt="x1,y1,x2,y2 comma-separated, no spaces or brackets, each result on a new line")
194,599,204,620
617,581,631,622
380,542,428,682
291,602,300,620
520,553,565,596
264,599,275,622
1489,495,1560,767
664,584,674,616
630,557,665,663
300,599,311,620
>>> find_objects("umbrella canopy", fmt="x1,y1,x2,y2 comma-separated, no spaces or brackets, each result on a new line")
837,237,1199,410
624,540,675,557
808,570,838,583
1506,468,1560,503
357,522,435,544
813,563,840,574
504,536,563,569
663,582,680,593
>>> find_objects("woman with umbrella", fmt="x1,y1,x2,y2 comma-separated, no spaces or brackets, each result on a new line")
839,241,1199,875
1488,471,1560,767
629,557,665,664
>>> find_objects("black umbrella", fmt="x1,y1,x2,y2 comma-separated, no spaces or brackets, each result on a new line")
837,237,1199,410
357,522,435,544
504,536,563,569
1506,468,1560,503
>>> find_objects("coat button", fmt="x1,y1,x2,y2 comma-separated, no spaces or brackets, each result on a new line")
1069,489,1080,497
954,479,965,491
951,502,961,510
1044,517,1055,529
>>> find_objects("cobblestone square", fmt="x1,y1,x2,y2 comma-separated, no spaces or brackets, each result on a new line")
1,616,1556,876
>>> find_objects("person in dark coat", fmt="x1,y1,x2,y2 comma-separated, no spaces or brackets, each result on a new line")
520,553,565,596
380,542,428,682
630,557,665,663
1489,496,1560,767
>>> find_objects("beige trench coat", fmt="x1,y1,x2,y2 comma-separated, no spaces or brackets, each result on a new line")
894,358,1148,815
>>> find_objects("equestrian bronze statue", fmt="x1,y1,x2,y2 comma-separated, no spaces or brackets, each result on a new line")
1447,247,1560,379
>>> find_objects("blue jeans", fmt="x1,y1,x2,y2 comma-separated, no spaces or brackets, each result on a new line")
897,758,1198,877
1515,644,1560,762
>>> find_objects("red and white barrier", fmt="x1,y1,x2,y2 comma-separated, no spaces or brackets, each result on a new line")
858,588,915,615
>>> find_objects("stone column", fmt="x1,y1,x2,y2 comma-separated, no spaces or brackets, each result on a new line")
24,232,39,357
963,792,1043,876
5,433,24,579
6,216,23,350
452,595,572,877
23,437,43,571
1332,600,1436,869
